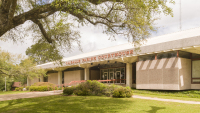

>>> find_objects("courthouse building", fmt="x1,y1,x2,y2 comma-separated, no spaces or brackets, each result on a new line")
27,27,200,90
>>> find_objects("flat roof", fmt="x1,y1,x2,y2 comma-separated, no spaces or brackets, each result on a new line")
37,27,200,69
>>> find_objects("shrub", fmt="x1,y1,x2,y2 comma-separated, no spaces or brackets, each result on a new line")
73,80,108,96
29,86,54,91
63,80,132,98
63,87,75,95
26,86,29,91
15,87,19,91
58,87,62,90
30,82,57,92
19,87,23,91
32,82,57,87
113,87,133,98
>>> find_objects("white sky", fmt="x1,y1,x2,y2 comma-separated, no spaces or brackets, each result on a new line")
1,0,200,58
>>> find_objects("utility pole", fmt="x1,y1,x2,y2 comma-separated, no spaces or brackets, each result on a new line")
5,77,6,91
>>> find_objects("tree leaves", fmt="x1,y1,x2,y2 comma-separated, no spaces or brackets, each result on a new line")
0,48,46,79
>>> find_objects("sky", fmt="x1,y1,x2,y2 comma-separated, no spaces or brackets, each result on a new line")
1,0,200,58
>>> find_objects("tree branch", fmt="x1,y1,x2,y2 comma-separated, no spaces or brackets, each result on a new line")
87,0,123,5
8,0,17,25
32,19,53,43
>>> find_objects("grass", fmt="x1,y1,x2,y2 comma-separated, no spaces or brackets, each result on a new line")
132,89,200,102
0,91,29,95
0,95,200,113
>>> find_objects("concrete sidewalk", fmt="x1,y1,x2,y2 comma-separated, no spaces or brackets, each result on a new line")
132,95,200,104
0,90,63,101
1,91,200,105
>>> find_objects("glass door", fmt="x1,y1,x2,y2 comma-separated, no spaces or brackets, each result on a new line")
109,72,114,83
103,72,108,83
116,71,121,83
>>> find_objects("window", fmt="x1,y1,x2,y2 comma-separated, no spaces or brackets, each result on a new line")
157,51,177,59
139,54,155,61
192,60,200,83
44,76,48,82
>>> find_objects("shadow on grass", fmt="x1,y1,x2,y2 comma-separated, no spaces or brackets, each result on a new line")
144,106,165,113
0,95,135,113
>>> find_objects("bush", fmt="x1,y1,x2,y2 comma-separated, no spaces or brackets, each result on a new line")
58,87,62,90
29,82,58,92
65,80,132,98
73,80,108,96
19,87,23,91
29,86,54,91
15,87,19,91
26,86,29,91
113,87,133,98
32,82,57,87
63,87,75,95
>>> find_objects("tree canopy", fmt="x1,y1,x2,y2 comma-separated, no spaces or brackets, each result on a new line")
0,48,46,79
0,0,174,62
26,40,63,65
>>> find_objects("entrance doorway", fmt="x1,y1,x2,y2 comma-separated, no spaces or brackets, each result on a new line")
109,72,114,83
100,67,125,84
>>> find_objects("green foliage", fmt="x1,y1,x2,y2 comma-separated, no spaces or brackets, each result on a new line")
0,49,47,90
30,82,58,91
63,87,75,95
29,86,53,91
15,88,19,91
0,76,13,91
32,82,57,87
1,95,200,113
58,87,62,90
26,86,30,91
0,0,174,63
113,87,133,98
73,80,107,96
65,80,132,98
19,87,23,91
26,41,63,65
15,87,24,91
133,89,200,99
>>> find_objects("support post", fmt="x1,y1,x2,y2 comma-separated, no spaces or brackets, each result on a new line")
40,75,44,82
27,77,30,86
58,71,62,88
5,77,6,91
126,63,132,87
84,68,89,80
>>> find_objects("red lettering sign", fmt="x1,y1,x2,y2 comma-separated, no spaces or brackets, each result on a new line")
130,50,133,54
115,53,118,57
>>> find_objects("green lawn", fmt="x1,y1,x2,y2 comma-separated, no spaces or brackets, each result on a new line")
0,91,29,95
133,89,200,102
0,95,200,113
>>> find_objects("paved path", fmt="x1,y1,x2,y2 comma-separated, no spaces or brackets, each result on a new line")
132,95,200,104
1,92,200,105
0,90,63,101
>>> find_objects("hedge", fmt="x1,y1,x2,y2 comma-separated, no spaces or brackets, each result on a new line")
15,87,24,91
29,86,58,91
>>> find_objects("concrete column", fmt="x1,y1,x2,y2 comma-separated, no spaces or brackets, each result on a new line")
27,78,30,86
40,75,44,82
58,71,62,87
126,63,132,87
84,68,90,80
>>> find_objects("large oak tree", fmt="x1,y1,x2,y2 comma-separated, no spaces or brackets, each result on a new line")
0,0,174,63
